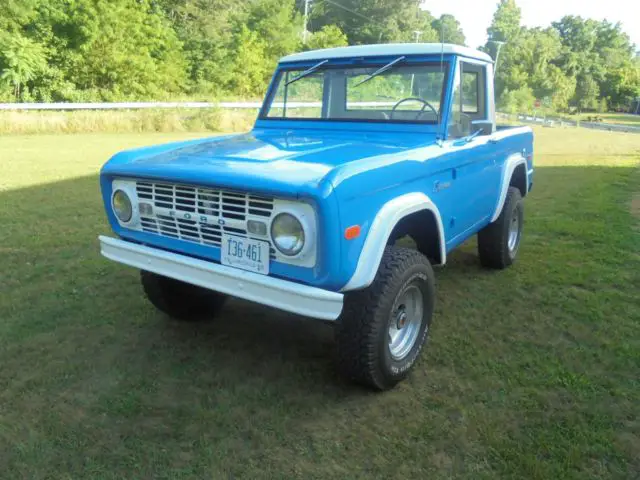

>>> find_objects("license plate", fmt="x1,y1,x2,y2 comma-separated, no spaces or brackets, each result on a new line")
221,234,269,275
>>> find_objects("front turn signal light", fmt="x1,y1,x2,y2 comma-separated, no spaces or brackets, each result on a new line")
344,225,361,240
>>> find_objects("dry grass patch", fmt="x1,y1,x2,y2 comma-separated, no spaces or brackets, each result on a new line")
0,108,257,135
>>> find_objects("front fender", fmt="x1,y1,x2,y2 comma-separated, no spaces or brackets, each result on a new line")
341,192,445,292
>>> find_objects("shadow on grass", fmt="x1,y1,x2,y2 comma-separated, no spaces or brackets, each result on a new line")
0,166,636,394
0,171,507,405
1,174,363,399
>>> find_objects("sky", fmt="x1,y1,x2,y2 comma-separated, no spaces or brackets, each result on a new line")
423,0,640,51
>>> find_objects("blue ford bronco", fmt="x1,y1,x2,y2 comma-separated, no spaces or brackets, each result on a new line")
99,44,534,390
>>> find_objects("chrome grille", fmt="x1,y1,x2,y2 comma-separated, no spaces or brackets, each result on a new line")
135,181,276,257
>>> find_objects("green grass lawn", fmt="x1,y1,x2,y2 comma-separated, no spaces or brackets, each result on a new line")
1,129,639,478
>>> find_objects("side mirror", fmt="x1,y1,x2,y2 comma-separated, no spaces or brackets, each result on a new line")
471,120,494,136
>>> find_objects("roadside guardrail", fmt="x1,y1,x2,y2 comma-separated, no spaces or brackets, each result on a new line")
498,112,640,134
2,102,638,134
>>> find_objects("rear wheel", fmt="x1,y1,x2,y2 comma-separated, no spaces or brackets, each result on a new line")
140,270,227,321
478,186,524,269
336,247,435,391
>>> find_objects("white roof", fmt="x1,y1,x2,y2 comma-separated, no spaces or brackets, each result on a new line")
280,43,493,64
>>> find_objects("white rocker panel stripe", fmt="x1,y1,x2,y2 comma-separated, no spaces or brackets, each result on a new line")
99,236,343,321
342,192,445,292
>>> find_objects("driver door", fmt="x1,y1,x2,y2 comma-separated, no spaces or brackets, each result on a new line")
443,60,499,244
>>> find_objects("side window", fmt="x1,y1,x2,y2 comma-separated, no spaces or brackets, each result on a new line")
447,65,467,138
448,62,487,138
462,71,479,114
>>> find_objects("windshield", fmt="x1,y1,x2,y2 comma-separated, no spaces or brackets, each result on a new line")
262,61,448,124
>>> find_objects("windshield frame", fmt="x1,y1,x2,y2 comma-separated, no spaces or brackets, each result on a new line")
258,57,452,127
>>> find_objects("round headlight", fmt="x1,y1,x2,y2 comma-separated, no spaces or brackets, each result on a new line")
112,189,133,223
271,213,305,256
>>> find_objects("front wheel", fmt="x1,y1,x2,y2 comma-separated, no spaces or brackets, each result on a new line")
478,186,524,269
140,270,228,321
335,247,435,391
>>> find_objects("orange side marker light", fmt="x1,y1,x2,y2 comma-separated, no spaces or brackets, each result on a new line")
344,225,361,240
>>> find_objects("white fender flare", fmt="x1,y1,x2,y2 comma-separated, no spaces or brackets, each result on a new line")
341,192,445,292
491,153,529,222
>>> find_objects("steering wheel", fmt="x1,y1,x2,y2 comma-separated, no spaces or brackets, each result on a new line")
390,97,438,120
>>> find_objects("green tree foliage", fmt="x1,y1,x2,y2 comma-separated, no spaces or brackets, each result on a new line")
487,0,521,44
246,0,301,62
574,75,600,111
66,0,187,100
0,34,46,99
153,0,301,97
500,27,576,111
306,25,348,51
498,85,535,114
154,0,244,96
0,0,38,32
226,26,268,98
0,0,637,110
310,0,437,45
486,1,640,112
1,0,187,101
484,0,522,96
431,14,466,46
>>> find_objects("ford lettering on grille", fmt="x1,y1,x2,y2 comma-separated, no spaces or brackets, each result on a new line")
135,181,276,259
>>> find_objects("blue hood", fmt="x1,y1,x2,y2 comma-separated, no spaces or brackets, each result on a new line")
101,128,438,199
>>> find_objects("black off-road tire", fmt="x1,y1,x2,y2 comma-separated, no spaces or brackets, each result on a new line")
335,247,435,391
140,270,227,321
478,186,524,269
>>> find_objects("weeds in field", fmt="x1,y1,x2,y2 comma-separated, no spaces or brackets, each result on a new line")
0,108,257,135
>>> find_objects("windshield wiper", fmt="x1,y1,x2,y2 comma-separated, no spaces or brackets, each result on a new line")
353,56,406,87
285,59,329,86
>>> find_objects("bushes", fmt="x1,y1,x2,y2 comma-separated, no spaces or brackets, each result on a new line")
498,86,536,114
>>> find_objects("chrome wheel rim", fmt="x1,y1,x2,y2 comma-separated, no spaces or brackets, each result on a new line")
388,284,424,361
507,208,521,253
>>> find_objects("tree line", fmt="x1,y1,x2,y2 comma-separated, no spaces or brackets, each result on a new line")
485,0,640,113
0,0,638,112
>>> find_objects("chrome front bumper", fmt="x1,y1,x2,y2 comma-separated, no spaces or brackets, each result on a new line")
99,236,343,320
